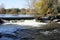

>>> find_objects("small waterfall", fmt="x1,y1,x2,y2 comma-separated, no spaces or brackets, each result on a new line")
3,19,47,27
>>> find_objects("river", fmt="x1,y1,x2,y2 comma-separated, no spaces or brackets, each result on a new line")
0,14,59,40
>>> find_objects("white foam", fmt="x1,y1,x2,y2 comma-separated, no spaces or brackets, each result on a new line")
4,19,47,27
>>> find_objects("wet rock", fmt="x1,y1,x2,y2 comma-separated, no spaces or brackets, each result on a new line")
0,19,4,24
39,29,60,40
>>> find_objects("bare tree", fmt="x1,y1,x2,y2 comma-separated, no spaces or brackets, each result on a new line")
24,0,36,9
24,0,37,15
0,3,6,14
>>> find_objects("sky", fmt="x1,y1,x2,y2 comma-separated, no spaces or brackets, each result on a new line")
0,0,28,9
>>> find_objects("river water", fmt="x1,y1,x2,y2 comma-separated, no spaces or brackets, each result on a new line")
0,18,48,40
0,14,38,40
0,14,60,40
0,23,60,40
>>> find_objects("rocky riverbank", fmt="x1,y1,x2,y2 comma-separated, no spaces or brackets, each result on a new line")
8,28,60,40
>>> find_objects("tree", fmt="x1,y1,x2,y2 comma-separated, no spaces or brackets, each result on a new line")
10,8,19,14
6,9,11,14
34,0,57,15
24,0,36,14
20,8,26,14
25,0,36,9
0,3,6,14
34,0,48,15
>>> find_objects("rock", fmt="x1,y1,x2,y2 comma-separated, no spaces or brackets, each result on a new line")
0,19,4,24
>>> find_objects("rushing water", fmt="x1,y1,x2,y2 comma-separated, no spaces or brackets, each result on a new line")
4,19,47,27
0,14,60,40
0,19,48,40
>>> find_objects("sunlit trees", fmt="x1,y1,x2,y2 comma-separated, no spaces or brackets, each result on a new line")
34,0,49,15
34,4,48,15
34,0,58,15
